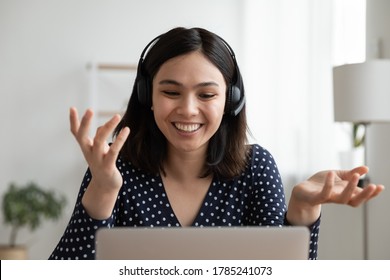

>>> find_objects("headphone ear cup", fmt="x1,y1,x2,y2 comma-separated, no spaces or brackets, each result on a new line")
137,76,150,106
226,85,242,116
230,85,241,105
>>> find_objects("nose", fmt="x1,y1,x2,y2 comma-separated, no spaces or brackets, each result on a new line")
176,94,199,117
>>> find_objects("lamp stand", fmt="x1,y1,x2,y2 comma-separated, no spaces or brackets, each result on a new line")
361,123,369,260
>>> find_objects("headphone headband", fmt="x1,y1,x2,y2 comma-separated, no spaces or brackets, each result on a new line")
138,35,161,65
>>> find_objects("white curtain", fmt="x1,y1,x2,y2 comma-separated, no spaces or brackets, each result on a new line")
240,0,373,260
241,0,337,192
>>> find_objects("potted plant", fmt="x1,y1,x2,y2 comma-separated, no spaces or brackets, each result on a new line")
0,182,66,259
353,123,366,148
339,122,366,170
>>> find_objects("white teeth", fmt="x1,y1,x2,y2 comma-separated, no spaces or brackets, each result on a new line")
174,123,201,132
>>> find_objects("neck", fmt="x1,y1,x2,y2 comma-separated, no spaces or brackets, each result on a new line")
163,146,208,181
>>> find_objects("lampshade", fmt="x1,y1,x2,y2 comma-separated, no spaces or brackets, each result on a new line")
333,59,390,123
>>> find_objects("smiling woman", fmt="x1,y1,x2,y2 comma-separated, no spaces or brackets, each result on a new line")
48,27,384,261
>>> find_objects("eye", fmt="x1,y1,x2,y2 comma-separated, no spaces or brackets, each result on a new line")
162,91,179,97
199,93,216,99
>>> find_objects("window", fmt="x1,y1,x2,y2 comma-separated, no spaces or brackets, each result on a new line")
332,0,366,66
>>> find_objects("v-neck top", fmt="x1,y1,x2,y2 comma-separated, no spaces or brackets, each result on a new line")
49,144,320,260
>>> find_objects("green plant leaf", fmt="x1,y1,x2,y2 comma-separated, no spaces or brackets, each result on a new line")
2,182,67,246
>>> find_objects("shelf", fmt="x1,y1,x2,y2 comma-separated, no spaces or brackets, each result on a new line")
87,62,136,128
87,63,138,71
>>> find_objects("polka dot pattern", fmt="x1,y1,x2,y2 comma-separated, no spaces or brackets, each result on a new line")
49,144,320,260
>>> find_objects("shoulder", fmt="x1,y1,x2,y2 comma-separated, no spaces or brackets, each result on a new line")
244,144,281,177
247,144,277,164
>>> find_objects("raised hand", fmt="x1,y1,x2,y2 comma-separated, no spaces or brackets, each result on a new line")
69,107,130,219
286,166,384,226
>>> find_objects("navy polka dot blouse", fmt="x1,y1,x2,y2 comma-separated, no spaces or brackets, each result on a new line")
49,144,320,260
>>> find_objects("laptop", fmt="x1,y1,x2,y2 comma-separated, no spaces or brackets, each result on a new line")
95,226,310,260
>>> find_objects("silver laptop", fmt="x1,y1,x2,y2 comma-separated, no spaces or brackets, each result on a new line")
95,226,310,260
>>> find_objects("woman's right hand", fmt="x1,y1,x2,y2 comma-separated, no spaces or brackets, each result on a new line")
70,107,130,219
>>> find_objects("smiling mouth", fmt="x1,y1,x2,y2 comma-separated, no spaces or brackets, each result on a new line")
173,123,202,132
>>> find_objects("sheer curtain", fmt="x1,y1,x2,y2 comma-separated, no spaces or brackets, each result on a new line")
241,0,336,193
240,0,370,259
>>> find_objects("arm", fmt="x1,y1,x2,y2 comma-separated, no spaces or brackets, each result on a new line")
286,166,384,226
69,107,130,219
49,108,130,260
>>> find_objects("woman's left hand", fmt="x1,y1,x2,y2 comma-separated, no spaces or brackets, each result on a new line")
286,166,384,226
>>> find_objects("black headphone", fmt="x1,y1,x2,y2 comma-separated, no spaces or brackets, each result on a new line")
136,34,245,116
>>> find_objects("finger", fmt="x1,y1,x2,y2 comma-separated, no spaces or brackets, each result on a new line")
317,171,334,204
69,107,80,136
337,166,369,181
370,184,385,198
350,166,369,176
78,109,94,145
359,184,384,201
348,184,376,207
337,172,360,204
93,114,122,154
105,127,130,164
69,107,95,163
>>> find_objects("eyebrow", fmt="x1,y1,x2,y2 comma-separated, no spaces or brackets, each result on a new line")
158,79,220,88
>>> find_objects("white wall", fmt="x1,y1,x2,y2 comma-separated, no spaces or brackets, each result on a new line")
365,0,390,260
0,0,242,259
2,0,387,261
318,0,390,260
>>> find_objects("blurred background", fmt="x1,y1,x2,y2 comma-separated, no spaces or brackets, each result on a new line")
1,0,389,259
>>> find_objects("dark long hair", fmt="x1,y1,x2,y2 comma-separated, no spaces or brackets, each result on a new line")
114,27,249,179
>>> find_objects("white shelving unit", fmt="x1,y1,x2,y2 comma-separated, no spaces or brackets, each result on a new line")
87,62,137,131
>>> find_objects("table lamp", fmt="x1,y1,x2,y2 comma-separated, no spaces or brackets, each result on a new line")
333,59,390,259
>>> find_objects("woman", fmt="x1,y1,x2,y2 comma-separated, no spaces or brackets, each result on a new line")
49,27,383,260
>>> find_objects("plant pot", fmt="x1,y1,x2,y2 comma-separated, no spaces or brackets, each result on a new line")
0,245,28,260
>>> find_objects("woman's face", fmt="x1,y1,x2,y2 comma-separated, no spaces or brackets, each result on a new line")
152,51,226,156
